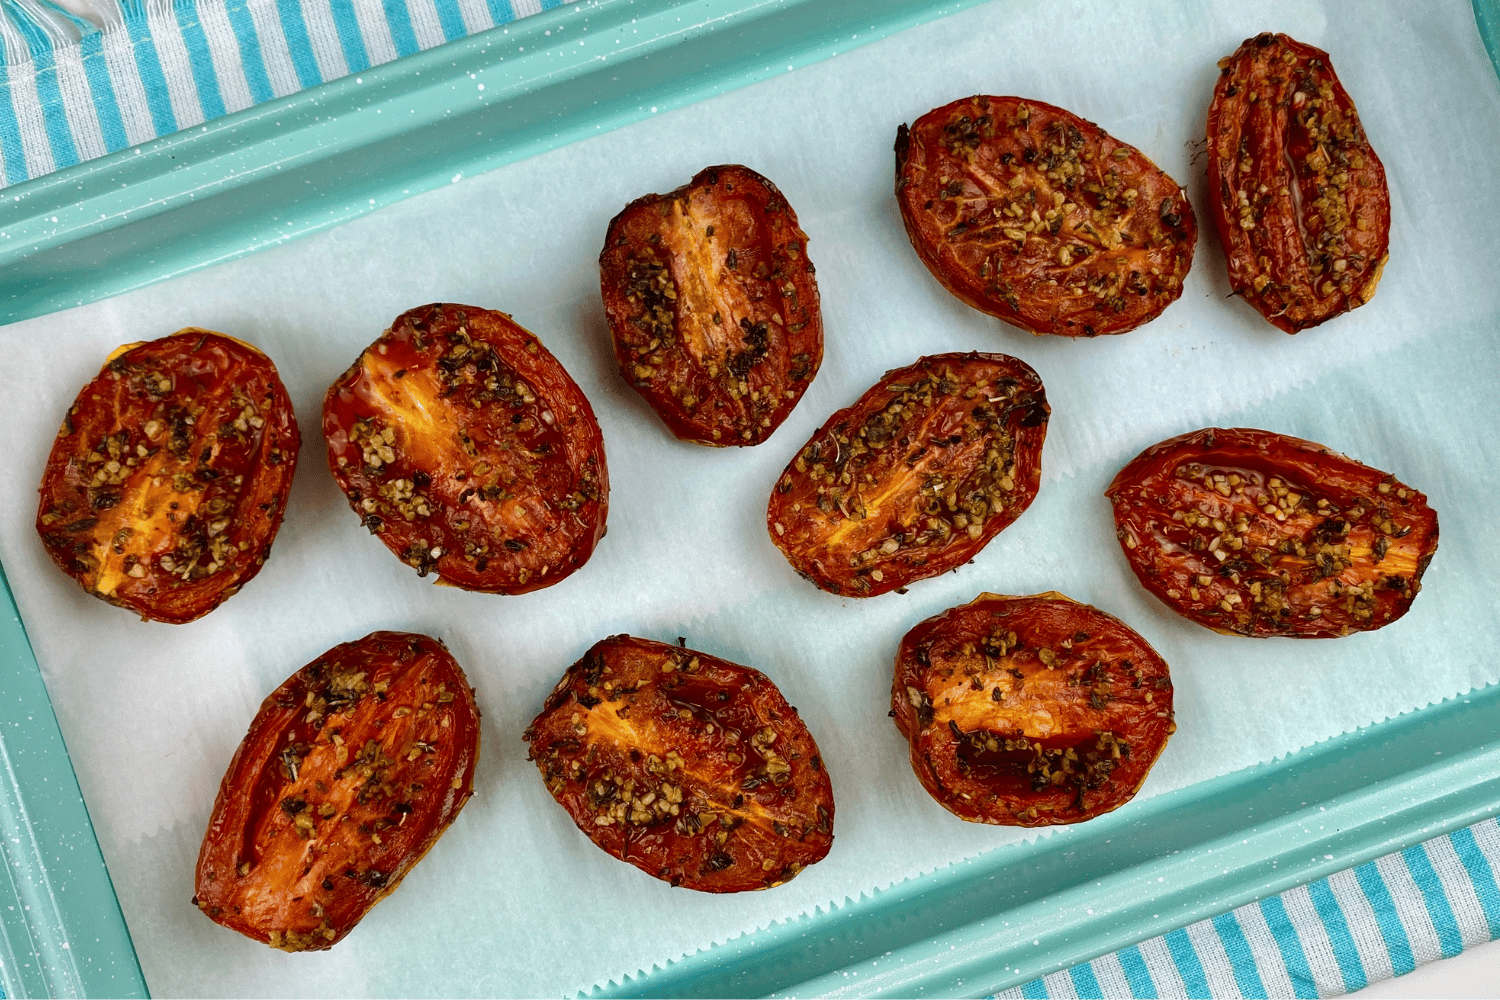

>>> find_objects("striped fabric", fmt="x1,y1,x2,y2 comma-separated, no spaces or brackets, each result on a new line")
998,817,1500,998
0,0,571,188
1,1,1498,996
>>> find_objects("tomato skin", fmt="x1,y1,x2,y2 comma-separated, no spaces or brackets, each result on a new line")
524,635,834,893
892,593,1174,826
36,329,300,624
323,304,608,594
768,353,1048,598
1207,33,1390,333
194,631,480,951
599,165,823,446
896,96,1196,337
1106,428,1438,638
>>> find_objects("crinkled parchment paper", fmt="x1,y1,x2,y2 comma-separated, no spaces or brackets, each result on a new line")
1,0,1499,995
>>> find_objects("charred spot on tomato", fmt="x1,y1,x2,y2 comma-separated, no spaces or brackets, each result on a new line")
523,635,834,893
194,632,480,950
35,329,300,624
767,353,1047,598
599,165,823,446
1106,428,1438,637
322,304,609,594
892,593,1174,826
1207,34,1390,333
896,96,1196,337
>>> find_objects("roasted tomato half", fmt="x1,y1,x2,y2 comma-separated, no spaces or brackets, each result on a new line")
36,329,299,624
1207,33,1390,332
524,635,834,892
1106,428,1438,637
896,96,1196,337
600,165,823,445
892,592,1174,826
323,304,608,593
768,353,1048,597
194,631,480,951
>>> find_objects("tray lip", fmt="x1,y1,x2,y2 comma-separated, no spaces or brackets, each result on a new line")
1481,0,1500,76
1,0,1498,997
0,561,147,999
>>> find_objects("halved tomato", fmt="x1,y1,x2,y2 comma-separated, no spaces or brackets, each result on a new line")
892,592,1174,826
524,635,834,892
194,631,480,950
1106,428,1437,637
36,329,300,624
768,353,1048,597
1207,33,1390,332
600,165,823,445
897,96,1196,337
323,304,608,593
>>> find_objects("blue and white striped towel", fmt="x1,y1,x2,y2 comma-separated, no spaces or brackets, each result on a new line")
0,0,571,187
997,817,1500,998
1,0,1498,995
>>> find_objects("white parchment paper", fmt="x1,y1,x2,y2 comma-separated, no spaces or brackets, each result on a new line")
3,0,1500,995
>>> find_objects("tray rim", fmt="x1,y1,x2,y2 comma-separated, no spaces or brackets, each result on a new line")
1,0,1498,997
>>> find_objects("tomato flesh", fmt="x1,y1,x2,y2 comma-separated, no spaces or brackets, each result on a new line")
768,353,1048,597
897,96,1196,337
1207,33,1390,332
892,593,1174,826
525,635,834,892
36,329,300,624
600,165,823,446
1106,427,1438,637
194,631,480,950
323,304,608,593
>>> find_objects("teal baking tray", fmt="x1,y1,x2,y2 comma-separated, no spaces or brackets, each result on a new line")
2,1,1499,997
